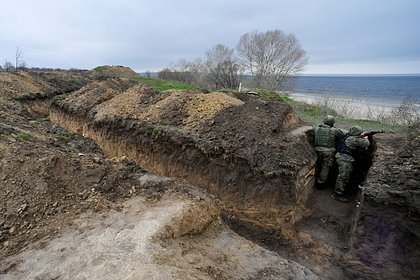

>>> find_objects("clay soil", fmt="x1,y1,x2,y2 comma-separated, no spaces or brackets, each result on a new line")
0,69,418,280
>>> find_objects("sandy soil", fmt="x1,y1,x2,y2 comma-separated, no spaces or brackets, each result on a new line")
1,189,318,280
290,92,397,119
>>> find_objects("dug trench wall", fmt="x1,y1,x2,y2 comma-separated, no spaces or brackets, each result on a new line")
48,85,317,229
347,133,420,280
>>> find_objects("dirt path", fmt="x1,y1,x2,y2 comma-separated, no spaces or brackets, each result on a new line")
1,194,319,280
295,188,356,250
1,196,185,279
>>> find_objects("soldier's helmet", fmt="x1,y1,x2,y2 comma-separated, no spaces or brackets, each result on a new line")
323,115,335,126
349,126,363,136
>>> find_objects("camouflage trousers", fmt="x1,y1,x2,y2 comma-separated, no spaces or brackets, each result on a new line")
315,148,336,184
334,153,354,194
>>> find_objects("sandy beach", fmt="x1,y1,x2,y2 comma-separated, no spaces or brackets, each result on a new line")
289,92,406,120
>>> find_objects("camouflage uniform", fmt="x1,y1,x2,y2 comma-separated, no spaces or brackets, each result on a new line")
314,116,343,185
334,126,370,197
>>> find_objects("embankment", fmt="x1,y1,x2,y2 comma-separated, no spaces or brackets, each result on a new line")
43,82,318,229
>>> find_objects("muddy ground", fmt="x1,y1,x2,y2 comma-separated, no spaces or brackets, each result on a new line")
0,69,419,279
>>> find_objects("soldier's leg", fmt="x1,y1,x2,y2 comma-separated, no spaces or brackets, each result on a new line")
334,158,353,195
318,151,335,184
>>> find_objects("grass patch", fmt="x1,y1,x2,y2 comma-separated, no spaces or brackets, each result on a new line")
56,132,74,144
18,132,32,141
93,66,107,75
334,117,404,133
288,99,405,132
36,116,50,123
130,77,204,91
251,88,290,102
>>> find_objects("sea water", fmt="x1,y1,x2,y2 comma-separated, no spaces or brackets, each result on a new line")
295,75,420,101
292,75,420,110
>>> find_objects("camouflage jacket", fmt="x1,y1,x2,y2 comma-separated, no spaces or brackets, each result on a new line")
336,134,370,161
314,124,344,151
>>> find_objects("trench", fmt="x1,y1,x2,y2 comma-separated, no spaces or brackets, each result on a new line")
24,98,377,279
47,108,317,228
224,143,377,280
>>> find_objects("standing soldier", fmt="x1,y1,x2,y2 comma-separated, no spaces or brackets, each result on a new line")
314,115,344,189
332,125,370,202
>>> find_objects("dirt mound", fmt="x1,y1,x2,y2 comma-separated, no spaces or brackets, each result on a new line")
54,78,136,115
0,71,92,99
0,71,55,96
50,84,316,231
90,65,140,79
93,86,245,130
58,85,311,175
0,71,94,122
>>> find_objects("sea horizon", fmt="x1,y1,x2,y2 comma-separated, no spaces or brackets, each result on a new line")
292,75,420,102
297,73,420,77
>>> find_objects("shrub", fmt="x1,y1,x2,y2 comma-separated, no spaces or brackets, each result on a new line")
252,88,289,102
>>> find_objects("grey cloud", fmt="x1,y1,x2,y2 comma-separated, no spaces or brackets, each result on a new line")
0,0,419,73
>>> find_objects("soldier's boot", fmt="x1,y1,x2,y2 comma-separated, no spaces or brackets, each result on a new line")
331,192,349,203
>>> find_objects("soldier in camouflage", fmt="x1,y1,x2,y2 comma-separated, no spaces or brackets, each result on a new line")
313,115,344,188
332,125,370,202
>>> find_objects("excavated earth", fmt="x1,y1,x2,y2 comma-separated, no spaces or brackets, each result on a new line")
0,69,419,280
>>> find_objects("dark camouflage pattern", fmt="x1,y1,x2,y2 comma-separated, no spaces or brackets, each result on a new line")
334,134,370,195
314,124,344,184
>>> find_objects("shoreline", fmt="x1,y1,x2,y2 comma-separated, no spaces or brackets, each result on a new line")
289,92,409,120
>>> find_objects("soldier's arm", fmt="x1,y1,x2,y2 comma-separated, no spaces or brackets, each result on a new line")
346,137,370,149
333,128,344,138
355,138,370,149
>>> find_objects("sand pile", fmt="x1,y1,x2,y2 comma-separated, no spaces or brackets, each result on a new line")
93,86,245,133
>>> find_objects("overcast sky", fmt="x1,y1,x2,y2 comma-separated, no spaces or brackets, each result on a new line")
1,0,419,74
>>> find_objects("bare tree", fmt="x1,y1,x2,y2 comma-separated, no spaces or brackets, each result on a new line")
236,30,308,91
3,61,15,72
18,61,27,71
15,47,24,71
144,71,152,78
159,58,206,86
205,44,241,89
177,58,206,86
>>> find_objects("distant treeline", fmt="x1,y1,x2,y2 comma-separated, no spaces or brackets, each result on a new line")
154,29,308,92
0,64,87,73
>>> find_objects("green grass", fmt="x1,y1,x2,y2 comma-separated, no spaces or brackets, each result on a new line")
334,117,403,133
57,133,73,144
92,66,107,75
18,132,32,141
251,88,290,102
288,99,404,133
36,117,50,123
130,77,204,92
